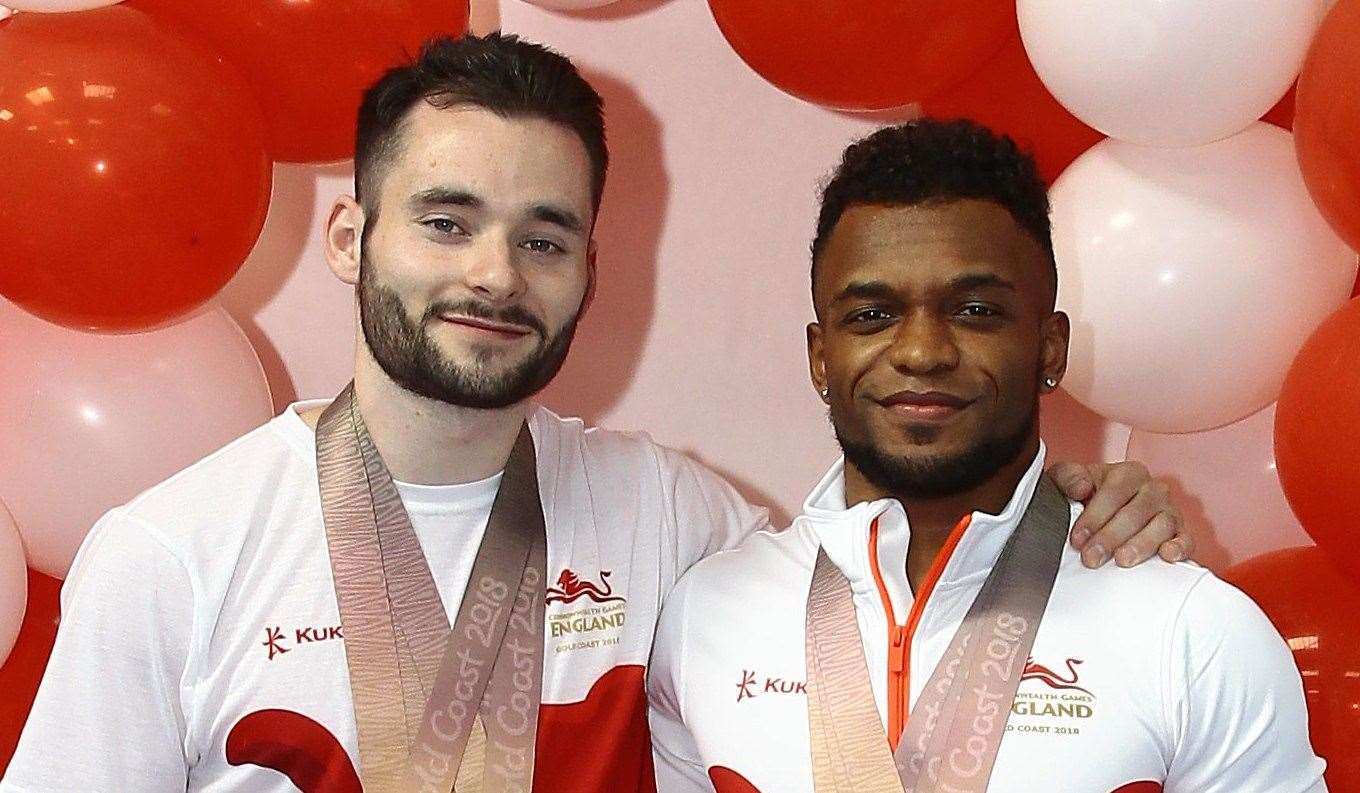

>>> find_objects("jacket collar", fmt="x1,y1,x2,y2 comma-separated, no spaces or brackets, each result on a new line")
798,444,1048,621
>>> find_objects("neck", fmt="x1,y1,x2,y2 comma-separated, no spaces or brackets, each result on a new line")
304,347,528,486
843,436,1040,593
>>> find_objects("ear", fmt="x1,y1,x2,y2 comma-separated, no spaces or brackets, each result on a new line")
807,321,829,403
324,195,366,286
580,239,599,316
1039,310,1070,392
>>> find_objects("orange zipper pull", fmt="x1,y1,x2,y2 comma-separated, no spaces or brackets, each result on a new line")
889,625,907,673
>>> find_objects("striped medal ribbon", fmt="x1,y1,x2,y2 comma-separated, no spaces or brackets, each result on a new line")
316,383,547,792
805,476,1069,793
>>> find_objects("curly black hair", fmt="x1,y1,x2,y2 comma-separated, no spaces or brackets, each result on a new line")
811,118,1054,296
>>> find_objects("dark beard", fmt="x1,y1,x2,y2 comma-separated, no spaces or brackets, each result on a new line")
358,259,581,409
833,399,1037,500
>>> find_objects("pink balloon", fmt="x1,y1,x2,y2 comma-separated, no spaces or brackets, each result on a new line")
0,500,25,666
1040,389,1132,465
0,299,273,577
522,0,620,8
1053,123,1358,433
1126,404,1311,573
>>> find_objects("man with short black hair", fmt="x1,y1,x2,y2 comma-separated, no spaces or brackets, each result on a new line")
648,119,1324,793
4,39,1186,793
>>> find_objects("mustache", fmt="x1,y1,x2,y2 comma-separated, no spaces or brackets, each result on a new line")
423,299,547,338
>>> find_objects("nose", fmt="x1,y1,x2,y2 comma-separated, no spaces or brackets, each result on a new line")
884,309,959,375
463,238,525,303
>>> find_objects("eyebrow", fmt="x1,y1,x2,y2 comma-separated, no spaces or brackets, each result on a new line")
531,204,585,234
950,272,1016,292
407,187,585,235
830,272,1017,304
831,281,898,303
408,187,483,211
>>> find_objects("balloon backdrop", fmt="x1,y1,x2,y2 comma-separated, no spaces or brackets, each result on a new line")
1295,0,1360,253
707,0,1013,111
1263,83,1298,130
2,0,120,9
1223,547,1360,791
128,0,471,163
1053,123,1358,433
924,26,1102,184
1275,298,1360,584
0,569,59,776
0,502,25,667
0,7,272,332
1125,405,1310,572
524,0,620,9
1018,0,1316,147
0,299,274,578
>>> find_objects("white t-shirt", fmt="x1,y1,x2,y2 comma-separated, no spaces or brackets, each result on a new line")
648,447,1326,793
395,473,502,617
1,402,767,792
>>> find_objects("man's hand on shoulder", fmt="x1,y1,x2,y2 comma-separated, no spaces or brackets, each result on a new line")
1047,460,1191,569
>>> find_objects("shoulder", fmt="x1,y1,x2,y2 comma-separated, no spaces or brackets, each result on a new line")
530,405,751,503
112,411,315,557
668,524,815,615
653,524,813,671
1171,570,1289,662
531,404,659,460
1057,501,1219,610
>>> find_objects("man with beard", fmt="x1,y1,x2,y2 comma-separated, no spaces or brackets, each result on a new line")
647,120,1324,793
4,38,1185,793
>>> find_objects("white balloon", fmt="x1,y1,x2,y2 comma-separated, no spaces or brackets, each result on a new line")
520,0,620,10
1019,0,1317,146
1053,123,1358,433
1125,404,1311,572
3,0,120,10
0,499,26,666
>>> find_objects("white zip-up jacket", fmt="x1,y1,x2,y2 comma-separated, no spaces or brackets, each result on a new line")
648,446,1326,793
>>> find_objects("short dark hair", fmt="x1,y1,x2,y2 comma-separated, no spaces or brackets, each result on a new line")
355,32,608,217
811,118,1054,294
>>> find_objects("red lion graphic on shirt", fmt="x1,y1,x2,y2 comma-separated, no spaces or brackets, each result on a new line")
545,568,626,605
1020,656,1093,696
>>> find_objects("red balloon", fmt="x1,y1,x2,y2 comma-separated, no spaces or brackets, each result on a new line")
1275,298,1360,583
1295,0,1360,253
708,0,1013,111
924,26,1102,185
0,8,271,331
1262,82,1296,130
1222,547,1360,792
129,0,471,163
0,569,61,776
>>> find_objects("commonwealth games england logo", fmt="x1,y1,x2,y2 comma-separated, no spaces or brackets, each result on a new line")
545,568,626,605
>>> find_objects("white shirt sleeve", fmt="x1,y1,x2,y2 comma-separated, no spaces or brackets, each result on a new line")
1,509,194,792
648,573,715,793
1165,574,1327,793
658,447,770,576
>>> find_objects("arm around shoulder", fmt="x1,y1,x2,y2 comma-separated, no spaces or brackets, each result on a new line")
1165,574,1327,793
1,509,195,791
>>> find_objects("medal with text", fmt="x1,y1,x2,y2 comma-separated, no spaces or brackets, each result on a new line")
317,384,547,792
805,476,1070,793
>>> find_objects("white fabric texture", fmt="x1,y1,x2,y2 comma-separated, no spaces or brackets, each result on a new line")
3,402,767,792
648,448,1326,793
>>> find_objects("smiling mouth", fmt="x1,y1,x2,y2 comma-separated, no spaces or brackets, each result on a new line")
877,391,976,423
437,313,534,340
